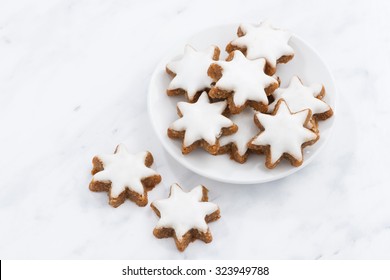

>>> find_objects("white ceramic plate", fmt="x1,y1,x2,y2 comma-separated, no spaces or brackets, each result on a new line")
148,24,336,184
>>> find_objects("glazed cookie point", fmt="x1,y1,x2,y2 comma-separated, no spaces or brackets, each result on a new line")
151,183,220,252
89,144,161,207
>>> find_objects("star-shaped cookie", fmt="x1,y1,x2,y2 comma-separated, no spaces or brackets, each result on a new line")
168,92,238,155
218,108,260,163
151,183,220,252
208,50,278,114
226,21,294,75
269,76,333,121
166,45,220,102
249,100,319,168
89,144,161,207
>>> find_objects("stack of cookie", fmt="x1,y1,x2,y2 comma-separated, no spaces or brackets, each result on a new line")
166,21,333,168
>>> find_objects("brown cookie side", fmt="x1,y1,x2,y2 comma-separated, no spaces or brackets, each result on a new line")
142,152,162,192
276,54,294,66
211,46,221,60
217,142,251,164
225,43,246,57
313,85,334,121
91,156,104,175
225,26,246,56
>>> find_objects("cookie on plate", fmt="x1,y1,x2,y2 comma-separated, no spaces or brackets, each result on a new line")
166,45,220,102
268,76,333,121
168,92,238,155
226,21,294,75
151,183,220,252
89,144,161,207
208,50,278,114
248,100,319,168
218,108,260,163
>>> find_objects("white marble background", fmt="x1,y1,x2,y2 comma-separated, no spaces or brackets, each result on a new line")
1,0,390,259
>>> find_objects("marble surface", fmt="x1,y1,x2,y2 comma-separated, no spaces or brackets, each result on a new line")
1,0,390,259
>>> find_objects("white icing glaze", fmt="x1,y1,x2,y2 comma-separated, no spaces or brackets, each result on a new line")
214,51,277,107
152,184,218,241
219,108,259,156
167,45,217,101
268,76,330,115
231,21,294,67
169,92,234,147
251,101,317,164
92,144,158,197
